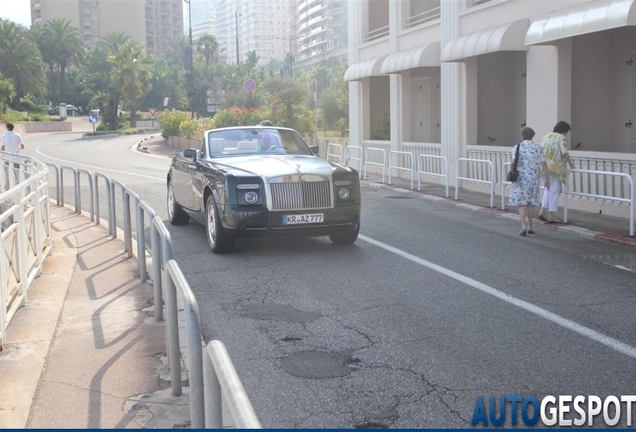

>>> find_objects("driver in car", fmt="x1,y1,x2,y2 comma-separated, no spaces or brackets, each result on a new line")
257,132,285,152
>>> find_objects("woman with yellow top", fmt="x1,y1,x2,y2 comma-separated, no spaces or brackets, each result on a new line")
537,121,575,223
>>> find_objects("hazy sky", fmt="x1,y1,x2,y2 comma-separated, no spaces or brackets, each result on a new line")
0,0,31,27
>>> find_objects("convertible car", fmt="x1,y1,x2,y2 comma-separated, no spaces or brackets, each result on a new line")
167,126,361,253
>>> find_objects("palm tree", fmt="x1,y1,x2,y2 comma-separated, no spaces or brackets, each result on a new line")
245,50,260,72
196,34,220,67
0,20,47,106
166,34,189,66
108,41,153,127
43,18,85,103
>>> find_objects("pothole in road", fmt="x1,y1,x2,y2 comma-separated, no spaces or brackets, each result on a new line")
281,350,358,379
354,421,390,429
239,303,322,323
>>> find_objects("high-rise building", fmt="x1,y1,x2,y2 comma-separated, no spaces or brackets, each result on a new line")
30,0,183,57
295,0,347,70
212,0,296,68
189,0,215,42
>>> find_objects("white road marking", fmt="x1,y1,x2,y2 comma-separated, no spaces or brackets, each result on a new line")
34,141,166,181
360,234,636,360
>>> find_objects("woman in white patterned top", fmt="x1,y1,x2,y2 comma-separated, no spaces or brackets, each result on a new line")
508,127,550,236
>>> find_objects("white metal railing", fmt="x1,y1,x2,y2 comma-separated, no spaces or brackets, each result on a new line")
0,153,51,348
455,158,495,207
327,143,343,164
466,145,636,206
405,6,440,28
564,169,634,237
500,161,512,210
42,162,262,428
468,0,494,7
346,145,363,176
364,148,386,183
418,154,449,197
364,25,389,42
389,151,414,190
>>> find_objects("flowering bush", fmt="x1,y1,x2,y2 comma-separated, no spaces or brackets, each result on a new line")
157,110,190,139
213,107,280,128
179,117,215,140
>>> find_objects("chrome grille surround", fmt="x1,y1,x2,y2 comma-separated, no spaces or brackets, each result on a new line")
268,175,333,211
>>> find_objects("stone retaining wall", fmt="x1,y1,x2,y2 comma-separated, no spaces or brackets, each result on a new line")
15,122,72,134
168,136,200,150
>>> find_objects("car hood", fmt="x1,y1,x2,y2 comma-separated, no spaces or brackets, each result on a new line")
211,155,342,179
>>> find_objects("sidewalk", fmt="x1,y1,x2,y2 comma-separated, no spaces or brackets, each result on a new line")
0,206,190,428
360,172,636,249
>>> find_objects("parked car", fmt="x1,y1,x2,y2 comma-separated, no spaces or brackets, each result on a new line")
167,126,361,253
48,104,78,115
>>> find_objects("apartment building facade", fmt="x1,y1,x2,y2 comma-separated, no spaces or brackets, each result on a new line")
295,0,348,69
346,0,636,217
30,0,183,57
212,0,296,67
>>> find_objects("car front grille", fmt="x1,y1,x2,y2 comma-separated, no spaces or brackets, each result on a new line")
270,180,332,210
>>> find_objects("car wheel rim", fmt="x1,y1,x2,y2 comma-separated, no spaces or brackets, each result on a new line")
167,185,174,219
207,201,216,246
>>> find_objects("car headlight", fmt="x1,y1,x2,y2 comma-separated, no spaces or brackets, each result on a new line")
338,187,350,200
244,191,259,204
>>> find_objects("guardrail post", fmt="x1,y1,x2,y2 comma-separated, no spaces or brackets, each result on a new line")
150,217,163,322
204,353,223,428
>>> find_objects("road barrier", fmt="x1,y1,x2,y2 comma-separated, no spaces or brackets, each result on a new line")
364,148,386,183
327,143,343,164
418,154,449,197
389,151,415,190
346,145,363,176
0,153,52,348
44,160,260,428
564,169,634,237
455,158,495,208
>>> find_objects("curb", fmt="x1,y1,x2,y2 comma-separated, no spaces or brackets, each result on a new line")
361,181,636,249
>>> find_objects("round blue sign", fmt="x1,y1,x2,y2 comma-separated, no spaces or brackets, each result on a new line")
244,79,256,92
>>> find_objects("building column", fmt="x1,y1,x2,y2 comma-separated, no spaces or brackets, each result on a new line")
526,40,573,138
349,81,364,146
441,0,463,186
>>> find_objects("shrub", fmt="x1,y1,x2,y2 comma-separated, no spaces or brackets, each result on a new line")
213,107,273,128
179,117,215,140
157,110,190,138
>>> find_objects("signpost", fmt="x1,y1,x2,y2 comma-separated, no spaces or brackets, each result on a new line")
88,113,98,134
244,79,256,106
163,97,169,107
149,107,157,128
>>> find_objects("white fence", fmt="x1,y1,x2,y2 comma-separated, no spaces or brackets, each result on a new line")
327,143,343,164
0,153,52,348
4,157,261,428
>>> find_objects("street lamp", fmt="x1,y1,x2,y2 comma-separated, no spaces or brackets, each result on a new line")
184,0,194,119
235,11,241,65
276,34,300,77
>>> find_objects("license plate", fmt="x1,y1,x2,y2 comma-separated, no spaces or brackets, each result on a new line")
282,213,324,225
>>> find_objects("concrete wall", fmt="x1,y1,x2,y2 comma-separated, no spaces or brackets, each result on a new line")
14,122,72,134
168,136,200,150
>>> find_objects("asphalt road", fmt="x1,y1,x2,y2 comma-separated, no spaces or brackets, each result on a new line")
26,132,636,428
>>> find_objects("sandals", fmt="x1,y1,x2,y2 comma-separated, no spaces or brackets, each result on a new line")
527,230,535,234
538,214,548,222
519,230,527,236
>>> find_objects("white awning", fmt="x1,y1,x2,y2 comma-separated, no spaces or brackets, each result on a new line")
343,56,387,81
380,42,441,74
441,19,529,62
525,0,636,45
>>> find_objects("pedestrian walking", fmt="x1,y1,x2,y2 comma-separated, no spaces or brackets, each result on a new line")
0,122,25,186
508,127,550,236
537,121,575,223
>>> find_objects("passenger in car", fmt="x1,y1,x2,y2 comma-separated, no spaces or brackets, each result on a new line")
257,132,285,153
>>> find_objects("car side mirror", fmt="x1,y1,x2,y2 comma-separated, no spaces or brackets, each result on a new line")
309,145,319,155
183,148,197,161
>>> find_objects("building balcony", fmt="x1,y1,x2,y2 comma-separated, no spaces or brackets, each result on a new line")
32,3,40,10
363,25,389,43
467,0,494,7
405,6,440,29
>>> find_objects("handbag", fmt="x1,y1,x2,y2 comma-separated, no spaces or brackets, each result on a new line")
507,143,521,182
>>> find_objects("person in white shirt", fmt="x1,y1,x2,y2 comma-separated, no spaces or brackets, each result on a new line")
1,122,25,184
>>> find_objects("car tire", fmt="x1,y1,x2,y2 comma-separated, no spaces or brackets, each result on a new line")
329,224,360,245
206,195,235,254
167,181,189,225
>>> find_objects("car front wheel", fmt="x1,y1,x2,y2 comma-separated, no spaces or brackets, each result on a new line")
329,224,360,245
206,195,235,253
167,182,189,225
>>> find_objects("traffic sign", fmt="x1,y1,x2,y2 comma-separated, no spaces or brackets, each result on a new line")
89,114,98,124
207,104,217,113
163,97,169,107
149,107,157,116
244,79,256,92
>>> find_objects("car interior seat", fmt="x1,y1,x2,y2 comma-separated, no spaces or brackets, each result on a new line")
208,138,225,154
237,140,258,150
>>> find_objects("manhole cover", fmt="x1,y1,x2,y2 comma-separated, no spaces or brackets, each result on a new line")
384,196,415,199
281,350,357,379
240,304,322,323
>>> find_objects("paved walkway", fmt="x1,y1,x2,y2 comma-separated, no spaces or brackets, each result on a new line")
0,206,190,428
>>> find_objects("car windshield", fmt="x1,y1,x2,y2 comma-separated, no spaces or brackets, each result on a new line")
204,128,313,157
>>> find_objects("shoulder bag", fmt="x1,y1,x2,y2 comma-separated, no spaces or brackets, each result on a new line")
507,143,521,182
